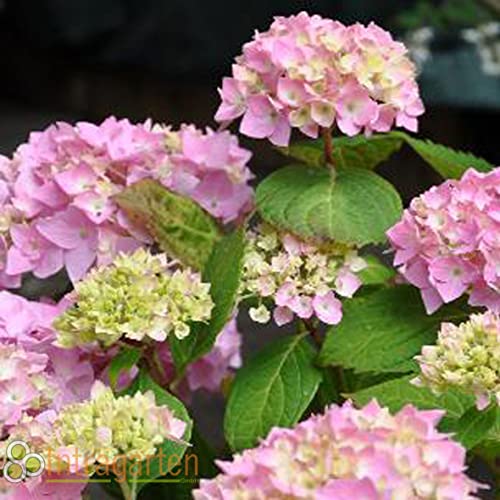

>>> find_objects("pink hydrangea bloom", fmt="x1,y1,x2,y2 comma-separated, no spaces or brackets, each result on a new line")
387,168,500,314
0,292,94,498
216,12,424,145
0,117,254,287
0,292,94,433
0,475,87,500
194,400,484,499
0,291,60,347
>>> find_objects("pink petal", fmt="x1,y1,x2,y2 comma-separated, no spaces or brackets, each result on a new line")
317,479,378,500
288,295,314,319
54,164,98,196
269,115,292,147
33,246,64,279
240,96,278,139
273,306,294,326
420,287,444,315
312,291,342,325
335,270,361,298
5,247,34,275
37,207,96,250
64,244,97,283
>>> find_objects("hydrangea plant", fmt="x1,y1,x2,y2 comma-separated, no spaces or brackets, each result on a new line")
0,11,498,500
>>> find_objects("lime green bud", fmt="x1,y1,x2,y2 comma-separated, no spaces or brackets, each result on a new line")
44,381,187,470
54,249,213,348
413,312,500,410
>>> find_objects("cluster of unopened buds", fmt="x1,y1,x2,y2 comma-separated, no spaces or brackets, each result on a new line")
241,223,366,326
194,400,483,499
54,248,214,348
216,11,424,146
0,117,253,288
387,168,500,314
413,312,500,410
4,381,187,475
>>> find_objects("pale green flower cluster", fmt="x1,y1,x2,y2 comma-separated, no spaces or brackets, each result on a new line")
43,381,187,468
413,312,500,410
3,381,188,474
54,249,214,348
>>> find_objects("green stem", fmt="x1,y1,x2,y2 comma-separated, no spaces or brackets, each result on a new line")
333,364,348,398
144,346,169,388
131,479,138,500
301,319,346,405
119,480,136,500
303,318,321,347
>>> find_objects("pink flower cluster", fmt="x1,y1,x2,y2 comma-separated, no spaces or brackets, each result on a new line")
242,224,366,326
0,292,94,433
0,474,86,500
0,117,254,288
0,292,93,499
387,168,500,314
195,400,483,499
216,12,424,146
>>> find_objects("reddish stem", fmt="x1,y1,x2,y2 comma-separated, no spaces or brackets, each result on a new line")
321,127,334,168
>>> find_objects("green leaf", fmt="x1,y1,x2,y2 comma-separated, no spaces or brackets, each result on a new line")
395,132,494,179
224,335,322,451
318,286,471,374
346,370,405,393
452,405,498,450
125,372,193,492
280,133,404,169
114,179,221,270
352,375,475,425
473,411,500,467
358,255,396,286
108,347,141,390
170,228,245,375
256,165,402,246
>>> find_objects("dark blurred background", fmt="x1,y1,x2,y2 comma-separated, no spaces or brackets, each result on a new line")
0,0,499,205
